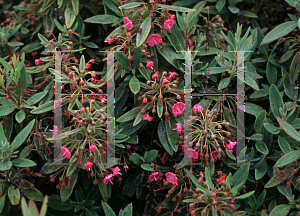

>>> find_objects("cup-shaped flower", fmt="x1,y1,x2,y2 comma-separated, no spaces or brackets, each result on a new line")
84,161,93,170
61,146,71,159
146,34,163,47
172,102,185,117
149,172,161,182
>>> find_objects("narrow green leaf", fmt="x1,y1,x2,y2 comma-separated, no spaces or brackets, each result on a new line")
235,191,255,199
115,52,131,70
278,136,291,154
157,98,163,118
273,150,300,168
71,0,79,15
84,15,119,24
65,7,76,28
15,110,25,123
13,119,35,150
101,201,116,216
218,77,231,90
136,16,151,47
12,158,36,167
264,123,280,134
27,90,49,105
129,76,140,95
269,204,291,216
157,120,173,156
277,117,300,142
261,21,297,45
255,161,267,180
269,84,284,118
0,105,16,116
205,167,213,190
132,46,142,69
255,142,269,154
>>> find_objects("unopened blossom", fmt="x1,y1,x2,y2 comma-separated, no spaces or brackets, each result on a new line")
35,59,40,66
185,148,199,159
84,161,93,170
107,38,114,44
164,19,175,30
162,78,170,86
165,172,178,187
161,152,169,165
112,166,121,176
146,61,154,68
219,174,226,182
71,76,76,89
49,125,59,138
172,123,183,134
104,174,114,185
61,146,71,159
62,54,68,61
143,98,147,103
123,17,133,30
170,14,175,20
210,150,218,160
188,39,193,47
192,104,204,114
172,102,185,117
152,73,159,80
146,34,163,47
149,172,161,182
143,114,153,121
230,198,235,204
89,144,97,152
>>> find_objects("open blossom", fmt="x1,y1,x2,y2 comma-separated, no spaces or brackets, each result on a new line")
61,146,71,159
112,166,121,176
167,72,179,81
84,161,93,170
89,144,97,152
104,174,114,185
49,125,59,138
143,98,147,103
185,148,199,159
161,152,169,165
172,123,183,134
172,102,185,117
227,141,237,150
210,150,218,160
146,61,154,68
107,38,114,44
123,17,133,30
165,172,178,187
149,172,161,182
192,104,204,114
188,39,193,47
85,63,91,69
143,114,153,121
146,34,163,47
164,19,175,30
162,78,170,86
35,59,40,66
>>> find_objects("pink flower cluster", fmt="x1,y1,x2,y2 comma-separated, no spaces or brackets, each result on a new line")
143,114,153,121
192,104,204,114
146,34,162,47
172,102,185,117
227,141,237,154
149,172,161,182
165,172,178,187
166,72,178,81
103,166,122,185
123,17,133,30
164,19,175,30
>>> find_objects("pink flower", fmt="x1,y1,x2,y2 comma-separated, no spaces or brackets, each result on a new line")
162,78,170,86
165,172,178,187
170,14,175,20
49,125,59,138
161,152,169,165
143,114,153,121
188,39,193,47
167,72,179,81
164,19,175,30
152,73,159,80
146,34,163,47
230,198,235,204
123,17,133,30
192,104,204,114
210,150,218,160
228,149,233,154
172,102,185,117
112,166,121,176
35,59,40,66
185,148,199,159
149,172,161,182
61,146,71,159
227,141,237,150
107,38,113,44
103,174,114,185
84,161,93,170
146,61,154,68
143,98,147,103
89,145,97,152
71,76,76,89
85,63,91,70
62,54,68,61
172,123,183,134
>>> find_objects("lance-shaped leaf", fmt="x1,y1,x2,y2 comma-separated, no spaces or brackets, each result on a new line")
269,84,284,118
136,16,151,47
273,150,300,168
277,117,300,142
